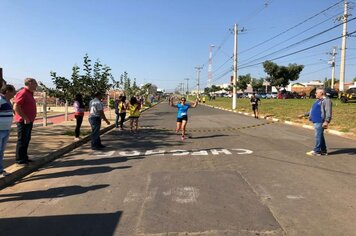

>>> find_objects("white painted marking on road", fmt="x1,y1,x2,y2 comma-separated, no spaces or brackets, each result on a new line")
113,148,253,158
164,187,200,204
287,195,304,200
191,150,209,156
145,150,165,156
145,187,158,202
231,148,254,155
124,190,142,203
93,151,115,157
119,151,141,157
211,149,232,155
170,150,190,156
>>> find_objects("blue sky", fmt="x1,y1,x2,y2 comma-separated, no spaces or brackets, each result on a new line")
1,0,355,91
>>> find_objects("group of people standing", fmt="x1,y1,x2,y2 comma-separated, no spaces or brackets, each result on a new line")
0,78,38,177
114,95,141,134
73,93,142,150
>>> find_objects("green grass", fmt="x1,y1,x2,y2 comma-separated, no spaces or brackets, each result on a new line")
206,97,356,135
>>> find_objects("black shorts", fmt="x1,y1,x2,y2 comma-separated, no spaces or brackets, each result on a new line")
252,105,258,110
177,116,188,122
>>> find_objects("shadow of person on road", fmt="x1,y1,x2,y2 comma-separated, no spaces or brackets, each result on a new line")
0,184,109,203
189,134,230,139
20,166,131,183
0,211,122,236
328,148,356,156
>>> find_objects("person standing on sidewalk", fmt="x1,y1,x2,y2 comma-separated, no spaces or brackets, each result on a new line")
0,84,16,176
13,78,38,165
89,92,110,150
118,95,127,130
73,93,85,141
306,88,332,156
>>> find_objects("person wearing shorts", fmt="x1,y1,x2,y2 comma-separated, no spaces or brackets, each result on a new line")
250,93,260,119
170,96,198,140
128,96,141,134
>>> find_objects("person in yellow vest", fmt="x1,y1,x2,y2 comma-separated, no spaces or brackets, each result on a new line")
128,96,141,134
202,96,206,103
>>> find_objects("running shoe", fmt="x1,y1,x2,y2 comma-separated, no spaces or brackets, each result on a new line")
181,135,185,141
306,151,321,156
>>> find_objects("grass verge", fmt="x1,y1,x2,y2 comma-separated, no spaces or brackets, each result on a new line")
206,97,356,135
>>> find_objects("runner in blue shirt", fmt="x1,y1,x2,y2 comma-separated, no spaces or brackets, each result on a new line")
170,96,198,140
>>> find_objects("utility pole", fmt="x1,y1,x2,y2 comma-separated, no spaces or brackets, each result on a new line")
232,24,238,110
208,45,215,87
339,0,348,91
184,78,190,100
0,68,4,88
328,47,337,88
195,66,203,97
43,91,47,127
184,78,189,95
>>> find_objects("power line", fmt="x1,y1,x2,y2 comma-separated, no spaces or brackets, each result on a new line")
241,12,342,63
239,16,356,68
239,0,344,55
239,29,356,70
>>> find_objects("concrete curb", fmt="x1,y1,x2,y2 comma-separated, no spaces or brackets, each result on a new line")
201,103,356,140
0,102,159,190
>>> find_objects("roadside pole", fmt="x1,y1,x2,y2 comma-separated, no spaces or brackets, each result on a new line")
232,23,238,110
65,100,68,121
43,91,47,127
195,66,203,98
339,0,348,92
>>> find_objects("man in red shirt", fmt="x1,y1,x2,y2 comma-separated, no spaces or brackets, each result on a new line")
13,78,38,165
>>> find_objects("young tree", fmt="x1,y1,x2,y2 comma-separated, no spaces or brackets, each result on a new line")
43,54,113,106
323,78,339,88
263,60,304,91
236,74,252,93
251,78,264,92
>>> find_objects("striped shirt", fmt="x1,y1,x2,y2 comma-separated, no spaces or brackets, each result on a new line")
0,94,14,130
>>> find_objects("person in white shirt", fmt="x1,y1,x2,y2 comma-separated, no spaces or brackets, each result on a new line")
88,92,110,150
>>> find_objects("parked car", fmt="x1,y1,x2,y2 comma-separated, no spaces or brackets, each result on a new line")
258,93,267,99
266,92,278,99
325,87,338,98
278,91,294,99
339,87,356,103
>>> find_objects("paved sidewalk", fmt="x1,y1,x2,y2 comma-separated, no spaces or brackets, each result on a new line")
0,109,120,189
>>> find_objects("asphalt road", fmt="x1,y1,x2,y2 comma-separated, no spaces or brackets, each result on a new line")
0,102,355,236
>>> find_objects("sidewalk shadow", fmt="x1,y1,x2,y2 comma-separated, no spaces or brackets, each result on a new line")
20,166,131,183
328,148,356,156
0,184,109,203
0,211,121,236
49,156,129,168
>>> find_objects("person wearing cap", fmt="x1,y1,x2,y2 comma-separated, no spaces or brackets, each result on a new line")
306,88,332,156
88,92,110,150
13,78,37,165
